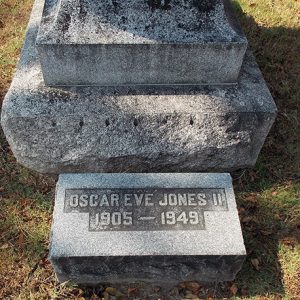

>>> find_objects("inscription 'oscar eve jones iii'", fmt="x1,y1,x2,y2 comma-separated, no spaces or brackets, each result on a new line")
64,188,228,231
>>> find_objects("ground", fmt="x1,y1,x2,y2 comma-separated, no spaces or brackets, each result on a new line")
0,0,299,299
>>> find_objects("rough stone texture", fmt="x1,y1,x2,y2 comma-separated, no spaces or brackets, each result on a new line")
50,173,246,283
0,0,277,174
36,0,247,86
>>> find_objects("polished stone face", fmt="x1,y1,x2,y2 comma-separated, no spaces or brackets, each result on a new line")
49,173,246,284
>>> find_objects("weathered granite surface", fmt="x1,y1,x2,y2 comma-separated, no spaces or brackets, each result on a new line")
50,173,246,283
0,0,277,174
36,0,247,86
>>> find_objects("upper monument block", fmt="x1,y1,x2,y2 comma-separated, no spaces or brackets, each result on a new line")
36,0,248,86
37,0,245,44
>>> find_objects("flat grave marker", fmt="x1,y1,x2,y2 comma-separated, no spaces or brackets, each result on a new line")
50,173,246,284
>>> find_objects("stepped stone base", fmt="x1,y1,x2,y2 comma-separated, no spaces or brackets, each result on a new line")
1,0,277,174
36,0,247,86
50,173,246,284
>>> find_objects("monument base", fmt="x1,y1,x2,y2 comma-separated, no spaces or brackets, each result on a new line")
0,0,277,174
49,173,246,284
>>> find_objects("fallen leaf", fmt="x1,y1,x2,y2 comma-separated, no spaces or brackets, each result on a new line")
184,292,199,299
105,287,124,297
20,198,32,207
127,287,138,295
280,236,298,248
0,243,9,249
251,258,260,271
242,216,253,223
179,282,202,294
238,206,246,215
169,287,179,297
229,283,238,296
249,170,258,181
105,287,117,295
241,285,249,296
261,229,274,236
17,233,25,249
244,194,258,210
103,291,109,300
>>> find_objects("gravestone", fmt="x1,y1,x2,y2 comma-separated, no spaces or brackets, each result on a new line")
50,173,246,284
36,0,247,86
0,0,277,174
0,0,277,288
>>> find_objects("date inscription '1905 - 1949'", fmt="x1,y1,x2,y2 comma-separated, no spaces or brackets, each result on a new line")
64,188,228,231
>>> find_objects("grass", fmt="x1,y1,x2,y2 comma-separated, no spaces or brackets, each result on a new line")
0,0,299,299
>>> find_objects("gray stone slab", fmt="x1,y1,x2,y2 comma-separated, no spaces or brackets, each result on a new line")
50,173,246,284
36,0,247,86
0,0,277,174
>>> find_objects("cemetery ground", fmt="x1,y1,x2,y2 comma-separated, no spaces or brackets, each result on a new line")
0,0,299,299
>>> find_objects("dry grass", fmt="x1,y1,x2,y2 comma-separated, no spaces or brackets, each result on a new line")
0,0,299,299
0,0,33,102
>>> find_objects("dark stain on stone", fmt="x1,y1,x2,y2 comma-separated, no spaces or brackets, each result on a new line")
193,0,216,12
79,0,87,20
178,21,202,32
148,0,172,11
59,12,71,33
111,0,121,13
162,117,168,124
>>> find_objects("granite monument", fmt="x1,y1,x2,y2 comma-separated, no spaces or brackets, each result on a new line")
0,0,277,288
1,0,276,174
51,173,246,284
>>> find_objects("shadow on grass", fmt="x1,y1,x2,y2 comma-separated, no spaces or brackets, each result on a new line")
228,2,300,298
